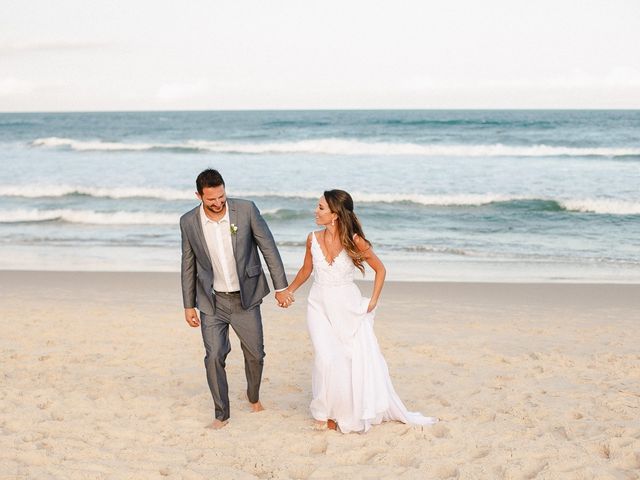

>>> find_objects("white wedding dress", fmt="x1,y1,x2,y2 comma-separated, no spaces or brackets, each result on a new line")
306,232,438,433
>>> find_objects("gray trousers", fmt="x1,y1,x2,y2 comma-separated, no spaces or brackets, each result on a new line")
200,293,265,421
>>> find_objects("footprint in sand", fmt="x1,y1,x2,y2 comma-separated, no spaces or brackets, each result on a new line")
522,461,549,479
598,443,611,459
435,464,459,479
471,447,491,459
287,463,315,479
309,438,328,455
431,423,450,438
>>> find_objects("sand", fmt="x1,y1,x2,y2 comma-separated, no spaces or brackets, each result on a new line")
1,271,639,479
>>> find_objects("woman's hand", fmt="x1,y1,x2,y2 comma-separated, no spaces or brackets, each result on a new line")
367,300,377,313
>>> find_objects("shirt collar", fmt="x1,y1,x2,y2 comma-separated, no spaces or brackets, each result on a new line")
200,204,229,224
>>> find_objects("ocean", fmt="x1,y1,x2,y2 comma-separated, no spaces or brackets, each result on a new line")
0,110,639,282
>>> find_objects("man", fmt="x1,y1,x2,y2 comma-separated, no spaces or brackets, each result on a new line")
180,169,293,429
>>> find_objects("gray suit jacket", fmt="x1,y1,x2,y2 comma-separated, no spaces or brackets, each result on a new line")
180,198,288,315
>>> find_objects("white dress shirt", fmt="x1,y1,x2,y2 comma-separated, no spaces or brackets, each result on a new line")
200,204,240,292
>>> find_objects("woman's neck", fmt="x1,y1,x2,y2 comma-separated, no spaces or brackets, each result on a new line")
324,224,339,239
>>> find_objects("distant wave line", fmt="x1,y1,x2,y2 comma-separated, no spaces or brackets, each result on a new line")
30,136,640,157
1,188,639,215
0,209,178,225
0,207,291,225
0,185,196,201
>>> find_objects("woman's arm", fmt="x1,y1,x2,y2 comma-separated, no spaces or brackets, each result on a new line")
355,234,386,312
285,233,314,295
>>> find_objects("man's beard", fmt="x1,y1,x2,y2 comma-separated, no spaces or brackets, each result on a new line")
206,201,225,214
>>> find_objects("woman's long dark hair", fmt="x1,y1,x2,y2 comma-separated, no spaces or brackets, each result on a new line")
323,189,371,274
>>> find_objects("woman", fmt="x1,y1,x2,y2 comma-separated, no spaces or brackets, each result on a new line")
284,190,438,433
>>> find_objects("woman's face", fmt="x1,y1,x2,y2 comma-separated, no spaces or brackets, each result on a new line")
315,196,336,226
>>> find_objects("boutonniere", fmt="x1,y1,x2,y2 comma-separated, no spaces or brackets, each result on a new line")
230,224,238,235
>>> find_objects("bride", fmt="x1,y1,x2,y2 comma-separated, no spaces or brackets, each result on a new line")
284,189,438,433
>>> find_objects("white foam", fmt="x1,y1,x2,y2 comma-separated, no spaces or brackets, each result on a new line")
0,185,194,200
0,185,512,205
3,185,638,215
0,209,178,225
560,199,640,215
30,137,640,157
31,137,159,151
354,192,518,206
237,191,521,206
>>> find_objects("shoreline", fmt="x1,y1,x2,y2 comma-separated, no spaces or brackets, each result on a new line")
2,243,639,285
3,270,640,313
3,268,640,285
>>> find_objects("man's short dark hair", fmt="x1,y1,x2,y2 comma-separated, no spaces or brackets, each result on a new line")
196,169,225,194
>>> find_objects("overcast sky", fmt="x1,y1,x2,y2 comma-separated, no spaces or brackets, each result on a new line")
1,0,639,111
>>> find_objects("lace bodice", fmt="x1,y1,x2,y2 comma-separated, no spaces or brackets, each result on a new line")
310,231,355,286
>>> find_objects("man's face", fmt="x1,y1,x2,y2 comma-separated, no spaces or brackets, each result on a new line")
198,185,226,215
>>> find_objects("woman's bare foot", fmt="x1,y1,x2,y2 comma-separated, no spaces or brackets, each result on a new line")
311,420,328,430
250,401,265,413
205,419,228,430
310,419,338,431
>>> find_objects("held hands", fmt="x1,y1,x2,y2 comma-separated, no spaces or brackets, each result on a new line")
184,308,200,327
275,290,295,308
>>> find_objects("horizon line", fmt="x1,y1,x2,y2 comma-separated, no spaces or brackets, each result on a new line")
2,107,640,114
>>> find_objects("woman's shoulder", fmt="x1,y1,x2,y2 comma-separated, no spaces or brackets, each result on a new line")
353,233,370,251
307,230,320,244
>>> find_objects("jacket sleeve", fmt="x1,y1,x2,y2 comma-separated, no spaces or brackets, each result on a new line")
249,201,288,291
180,219,197,309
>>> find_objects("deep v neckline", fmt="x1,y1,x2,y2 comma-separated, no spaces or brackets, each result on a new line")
313,231,344,266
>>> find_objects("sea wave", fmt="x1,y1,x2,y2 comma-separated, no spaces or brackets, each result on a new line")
30,136,640,157
262,208,310,220
0,185,194,200
0,209,177,225
384,244,469,255
559,199,640,215
251,194,640,215
0,185,516,205
2,186,638,215
367,118,557,129
237,191,530,206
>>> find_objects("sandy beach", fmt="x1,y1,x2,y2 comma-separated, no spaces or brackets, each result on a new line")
1,271,639,479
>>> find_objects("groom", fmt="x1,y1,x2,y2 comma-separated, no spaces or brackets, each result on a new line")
180,168,292,429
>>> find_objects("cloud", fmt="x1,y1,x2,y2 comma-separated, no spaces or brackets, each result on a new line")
0,78,36,96
603,67,640,88
0,41,109,55
401,68,640,91
155,80,210,102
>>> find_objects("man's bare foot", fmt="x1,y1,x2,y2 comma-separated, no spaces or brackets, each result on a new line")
205,419,228,430
250,401,265,413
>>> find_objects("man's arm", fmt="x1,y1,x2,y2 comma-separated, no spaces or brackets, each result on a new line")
249,202,288,291
180,220,200,327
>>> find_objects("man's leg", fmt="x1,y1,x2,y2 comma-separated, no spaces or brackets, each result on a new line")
200,302,232,422
228,297,265,407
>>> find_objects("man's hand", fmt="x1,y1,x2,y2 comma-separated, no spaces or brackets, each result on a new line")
184,308,200,327
275,290,294,308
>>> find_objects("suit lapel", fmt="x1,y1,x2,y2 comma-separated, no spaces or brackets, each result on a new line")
228,199,238,259
192,206,212,267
